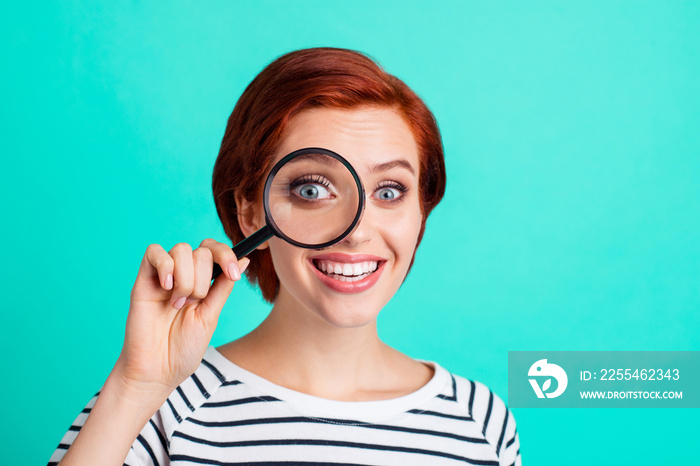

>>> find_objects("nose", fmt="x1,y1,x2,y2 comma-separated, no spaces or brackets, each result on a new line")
339,197,377,247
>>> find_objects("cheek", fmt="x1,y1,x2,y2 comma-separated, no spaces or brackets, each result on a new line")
383,202,423,261
267,238,302,283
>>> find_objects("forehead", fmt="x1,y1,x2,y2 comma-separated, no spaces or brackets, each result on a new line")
274,106,420,176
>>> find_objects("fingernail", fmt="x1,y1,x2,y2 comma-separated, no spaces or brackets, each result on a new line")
173,296,186,310
165,273,173,290
228,262,241,281
239,258,251,274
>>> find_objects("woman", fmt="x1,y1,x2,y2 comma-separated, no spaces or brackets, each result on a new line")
50,47,521,466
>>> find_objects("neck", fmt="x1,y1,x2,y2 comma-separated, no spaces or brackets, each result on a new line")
223,286,403,400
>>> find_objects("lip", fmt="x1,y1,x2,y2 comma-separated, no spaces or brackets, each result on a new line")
309,252,385,263
307,252,387,294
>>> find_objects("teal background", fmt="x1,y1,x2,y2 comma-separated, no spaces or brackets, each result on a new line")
2,1,698,464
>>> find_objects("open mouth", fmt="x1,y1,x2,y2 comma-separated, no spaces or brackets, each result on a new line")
308,253,387,293
312,259,380,282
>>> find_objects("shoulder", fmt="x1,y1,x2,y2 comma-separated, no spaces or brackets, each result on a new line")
448,370,522,465
157,347,233,435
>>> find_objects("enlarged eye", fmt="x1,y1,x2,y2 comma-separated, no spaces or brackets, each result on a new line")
289,174,335,201
293,183,331,200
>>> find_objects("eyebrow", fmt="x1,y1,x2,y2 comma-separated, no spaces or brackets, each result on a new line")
284,153,337,166
369,159,416,176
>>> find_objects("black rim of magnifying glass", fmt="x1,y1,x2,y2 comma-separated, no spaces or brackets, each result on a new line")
263,147,365,249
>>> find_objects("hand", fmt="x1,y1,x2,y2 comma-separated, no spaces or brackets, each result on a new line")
114,238,249,400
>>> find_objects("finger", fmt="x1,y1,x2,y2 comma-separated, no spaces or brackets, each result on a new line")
191,246,214,300
169,243,194,310
138,243,174,291
198,257,249,328
201,256,247,313
198,270,235,330
239,257,251,275
200,238,240,281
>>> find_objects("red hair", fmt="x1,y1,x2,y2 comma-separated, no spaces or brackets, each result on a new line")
213,47,445,302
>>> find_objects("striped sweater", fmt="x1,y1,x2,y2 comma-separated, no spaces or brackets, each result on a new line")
49,347,521,465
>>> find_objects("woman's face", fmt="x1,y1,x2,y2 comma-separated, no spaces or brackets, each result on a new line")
255,106,423,328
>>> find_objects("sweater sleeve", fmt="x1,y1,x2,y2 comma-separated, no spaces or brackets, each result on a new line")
469,380,522,466
497,406,521,466
47,391,169,466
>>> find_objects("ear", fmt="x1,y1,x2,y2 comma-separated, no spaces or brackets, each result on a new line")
235,192,269,250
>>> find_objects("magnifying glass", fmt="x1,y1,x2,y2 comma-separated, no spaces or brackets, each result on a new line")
211,147,365,280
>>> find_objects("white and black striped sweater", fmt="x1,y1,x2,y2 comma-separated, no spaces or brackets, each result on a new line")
49,347,521,465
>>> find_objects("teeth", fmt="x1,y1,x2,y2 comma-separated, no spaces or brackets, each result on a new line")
314,260,379,278
335,274,366,282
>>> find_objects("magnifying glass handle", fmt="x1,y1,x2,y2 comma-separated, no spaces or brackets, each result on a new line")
211,225,274,280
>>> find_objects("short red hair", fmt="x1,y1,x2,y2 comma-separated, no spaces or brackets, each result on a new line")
213,47,445,302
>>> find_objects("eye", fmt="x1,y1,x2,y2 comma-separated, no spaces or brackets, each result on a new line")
290,175,333,200
376,187,400,200
294,183,330,199
373,181,407,203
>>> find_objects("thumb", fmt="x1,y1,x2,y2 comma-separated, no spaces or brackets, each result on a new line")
199,257,250,328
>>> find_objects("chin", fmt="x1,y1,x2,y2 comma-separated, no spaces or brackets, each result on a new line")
307,276,399,329
314,304,381,329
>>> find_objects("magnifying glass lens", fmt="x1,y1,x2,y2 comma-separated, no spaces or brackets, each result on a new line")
268,152,361,246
